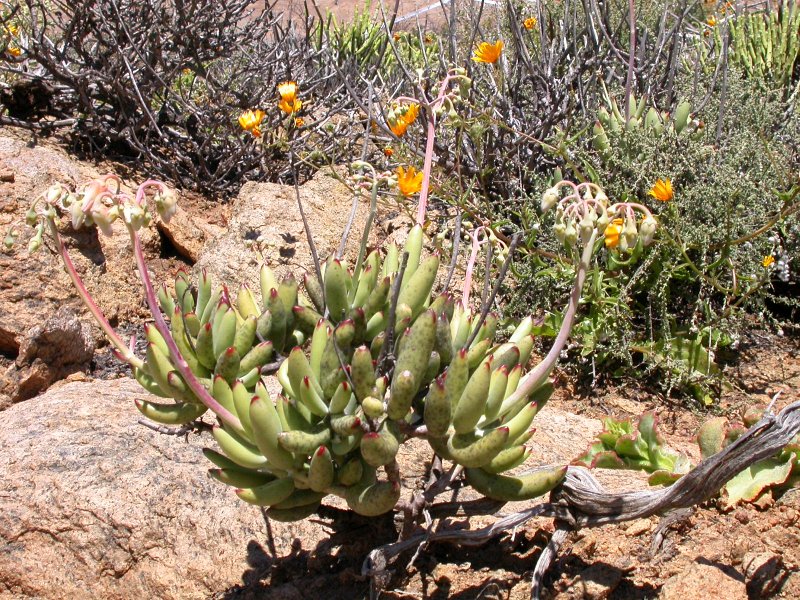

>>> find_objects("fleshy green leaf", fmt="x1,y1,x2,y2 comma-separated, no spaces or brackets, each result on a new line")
722,457,794,509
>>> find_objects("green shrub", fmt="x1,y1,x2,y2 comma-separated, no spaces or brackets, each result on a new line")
507,67,800,402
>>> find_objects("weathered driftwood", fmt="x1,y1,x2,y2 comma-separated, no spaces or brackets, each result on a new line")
363,399,800,599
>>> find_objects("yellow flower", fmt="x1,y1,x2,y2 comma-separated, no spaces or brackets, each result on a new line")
383,146,394,157
604,218,625,249
294,117,305,128
762,255,775,268
238,109,265,136
472,40,504,64
279,97,302,115
648,178,673,202
396,165,423,196
523,17,537,30
5,23,18,36
277,81,302,114
389,103,420,137
706,16,717,27
277,81,298,102
7,45,20,57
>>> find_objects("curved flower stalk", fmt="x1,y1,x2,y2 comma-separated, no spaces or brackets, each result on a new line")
27,178,140,369
387,68,471,226
461,226,489,308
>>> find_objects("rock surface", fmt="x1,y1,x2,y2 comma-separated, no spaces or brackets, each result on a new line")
0,132,162,404
193,169,385,302
0,130,225,404
0,132,164,344
0,307,95,407
155,198,226,264
0,378,329,600
568,563,624,600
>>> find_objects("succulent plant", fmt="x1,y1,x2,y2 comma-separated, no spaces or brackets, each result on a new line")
21,173,611,522
574,413,691,486
577,406,800,506
723,3,800,89
592,87,704,163
180,221,565,519
697,409,800,508
132,266,299,425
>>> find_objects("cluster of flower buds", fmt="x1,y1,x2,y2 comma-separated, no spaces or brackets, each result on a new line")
27,176,178,250
347,160,395,196
541,181,658,250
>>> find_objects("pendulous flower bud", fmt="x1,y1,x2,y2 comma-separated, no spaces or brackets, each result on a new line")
595,210,610,233
25,206,38,227
639,215,657,246
541,187,559,213
155,187,177,223
564,221,578,247
623,214,638,249
579,215,595,245
46,184,65,204
553,222,566,244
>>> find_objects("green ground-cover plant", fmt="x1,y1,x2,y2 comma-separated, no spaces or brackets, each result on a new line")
577,405,800,508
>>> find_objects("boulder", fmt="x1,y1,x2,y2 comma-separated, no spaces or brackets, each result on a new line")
0,378,331,600
153,190,229,264
0,131,227,404
0,132,163,403
0,307,95,407
193,169,385,301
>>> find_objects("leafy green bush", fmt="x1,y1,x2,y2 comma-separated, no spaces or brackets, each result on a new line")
507,66,800,402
